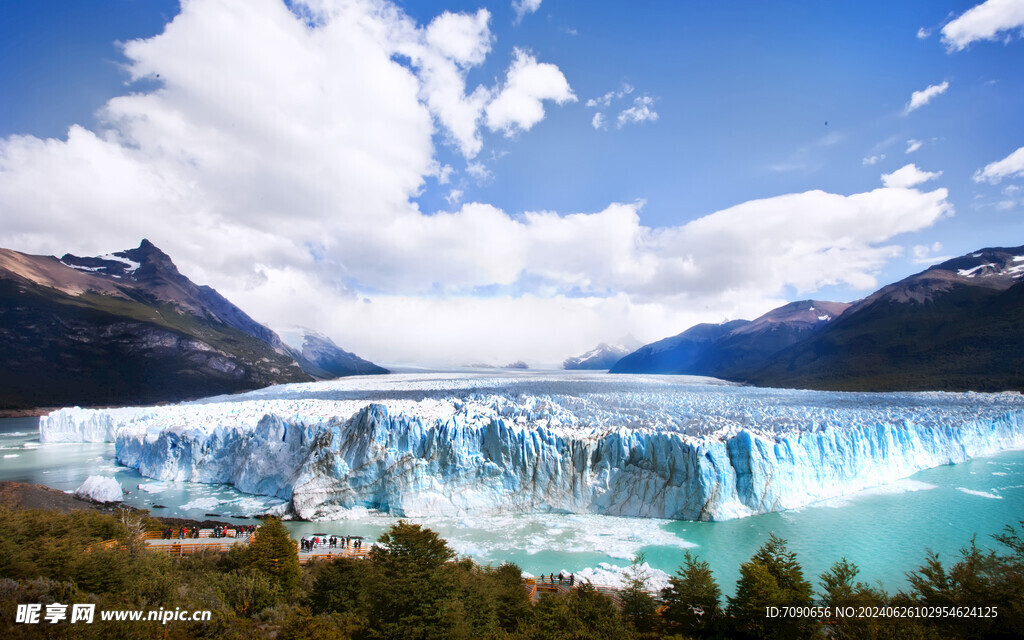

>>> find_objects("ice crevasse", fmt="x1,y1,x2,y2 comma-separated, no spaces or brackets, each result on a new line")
38,375,1024,521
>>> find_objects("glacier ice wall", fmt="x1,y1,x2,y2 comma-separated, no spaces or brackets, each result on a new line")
38,374,1024,521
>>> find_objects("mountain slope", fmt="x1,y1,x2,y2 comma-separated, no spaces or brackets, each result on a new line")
0,241,313,410
610,320,750,374
743,246,1024,391
275,325,388,378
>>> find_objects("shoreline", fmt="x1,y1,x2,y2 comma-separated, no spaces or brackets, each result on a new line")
0,480,245,529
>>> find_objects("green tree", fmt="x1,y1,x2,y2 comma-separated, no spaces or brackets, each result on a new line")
660,550,721,637
619,553,658,634
365,520,459,640
907,526,1024,640
819,558,893,640
530,582,634,640
309,556,370,617
490,562,533,633
221,567,281,617
727,533,817,640
246,516,300,596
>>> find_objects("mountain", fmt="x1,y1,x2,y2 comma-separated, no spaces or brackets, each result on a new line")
563,335,643,370
610,301,848,376
697,300,852,379
743,246,1024,391
0,240,313,410
275,325,388,378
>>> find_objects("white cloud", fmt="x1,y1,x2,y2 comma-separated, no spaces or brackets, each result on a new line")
905,81,950,113
591,112,606,130
512,0,542,24
913,242,941,258
466,161,493,183
941,0,1024,51
0,0,955,366
445,189,464,205
485,48,576,136
905,139,923,154
973,145,1024,183
917,27,932,39
407,9,494,158
585,83,633,108
862,154,886,166
424,9,492,66
617,95,659,128
911,241,951,264
436,164,454,184
881,164,943,188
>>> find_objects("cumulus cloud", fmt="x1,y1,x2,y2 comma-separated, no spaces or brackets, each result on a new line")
905,81,950,113
591,112,606,130
405,9,493,158
512,0,542,24
881,164,943,188
862,154,886,166
917,27,932,39
911,241,951,264
466,161,493,183
941,0,1024,51
445,189,464,205
0,0,955,366
906,139,923,154
973,145,1024,183
617,95,659,127
485,48,576,136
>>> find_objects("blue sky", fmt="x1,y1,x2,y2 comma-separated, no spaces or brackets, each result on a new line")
1,0,1023,365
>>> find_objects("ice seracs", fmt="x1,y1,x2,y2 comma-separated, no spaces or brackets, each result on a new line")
40,373,1024,521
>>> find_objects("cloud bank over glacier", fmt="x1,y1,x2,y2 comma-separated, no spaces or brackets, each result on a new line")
0,0,953,365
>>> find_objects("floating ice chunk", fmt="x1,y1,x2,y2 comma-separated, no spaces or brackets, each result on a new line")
956,488,1002,499
570,561,672,591
180,497,223,511
74,476,123,503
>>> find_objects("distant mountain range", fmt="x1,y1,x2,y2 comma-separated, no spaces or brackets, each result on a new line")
611,245,1024,392
0,240,385,410
563,336,642,370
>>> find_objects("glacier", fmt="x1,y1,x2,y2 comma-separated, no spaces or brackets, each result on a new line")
38,373,1024,521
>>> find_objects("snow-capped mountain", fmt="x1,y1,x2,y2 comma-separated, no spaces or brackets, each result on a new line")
274,325,388,378
563,336,642,370
615,244,1024,392
746,245,1024,391
611,300,848,376
0,240,312,410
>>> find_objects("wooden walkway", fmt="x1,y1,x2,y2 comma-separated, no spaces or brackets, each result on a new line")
92,530,630,606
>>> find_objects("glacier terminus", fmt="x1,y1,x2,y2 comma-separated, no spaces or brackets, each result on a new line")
39,373,1024,521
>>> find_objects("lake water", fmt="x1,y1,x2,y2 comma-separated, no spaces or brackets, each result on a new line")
2,415,1022,593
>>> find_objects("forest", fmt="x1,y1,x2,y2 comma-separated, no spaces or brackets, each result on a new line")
0,506,1022,639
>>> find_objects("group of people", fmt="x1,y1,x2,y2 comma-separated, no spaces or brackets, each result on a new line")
539,572,575,586
160,524,258,540
163,526,200,540
300,535,361,552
